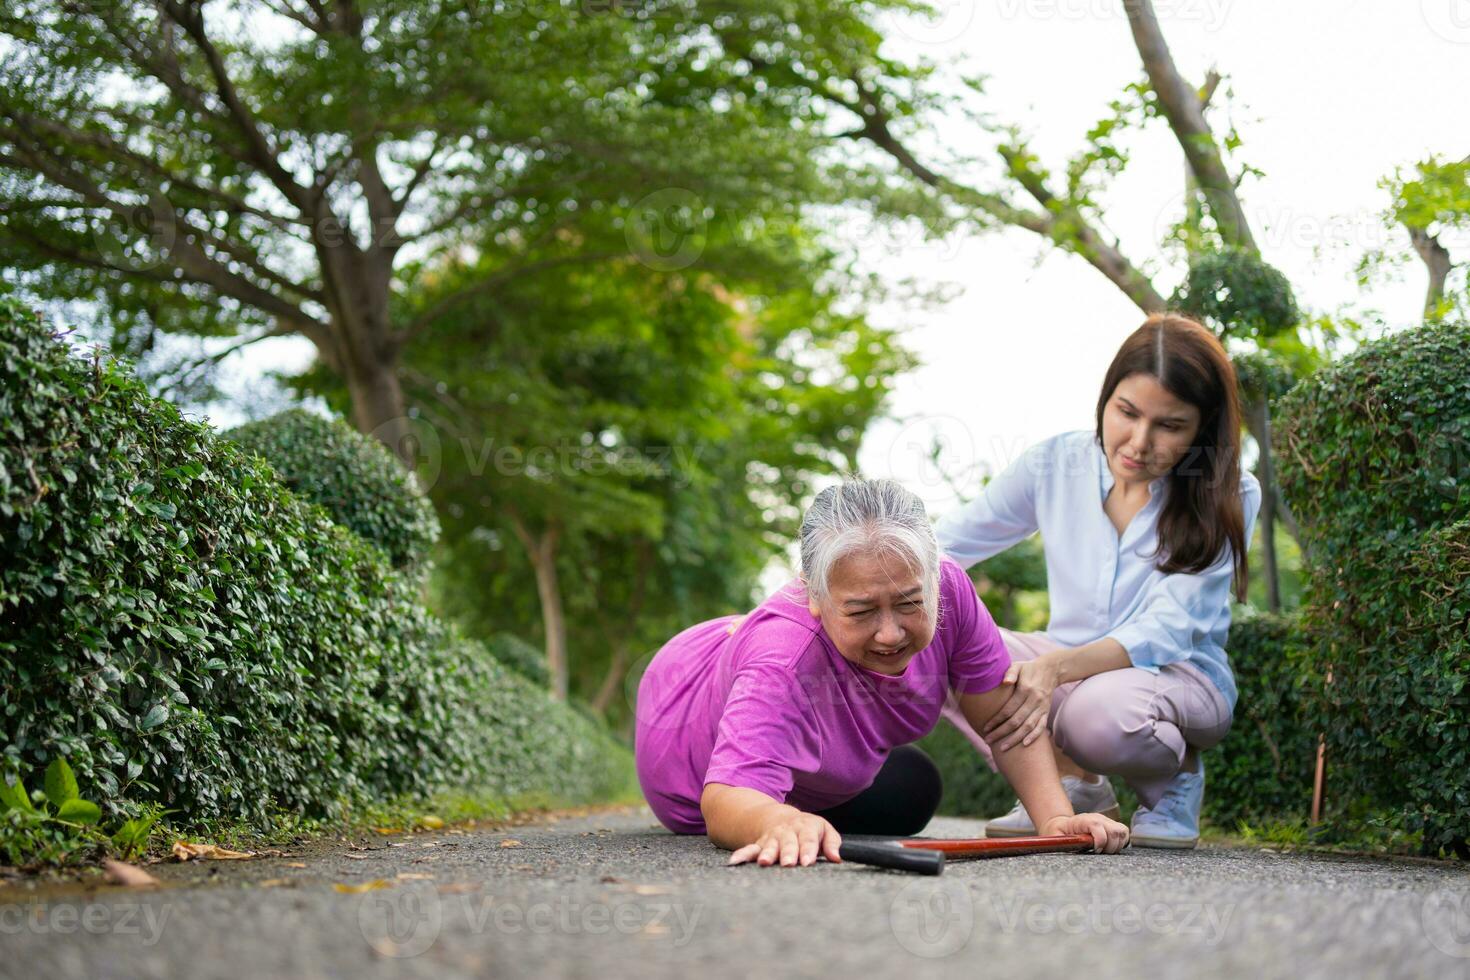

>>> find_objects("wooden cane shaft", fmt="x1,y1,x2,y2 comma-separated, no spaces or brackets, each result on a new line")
895,833,1096,858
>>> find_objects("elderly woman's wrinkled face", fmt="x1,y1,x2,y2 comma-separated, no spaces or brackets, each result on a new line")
809,551,935,676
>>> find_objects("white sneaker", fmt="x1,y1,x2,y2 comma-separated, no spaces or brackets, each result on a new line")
984,775,1121,838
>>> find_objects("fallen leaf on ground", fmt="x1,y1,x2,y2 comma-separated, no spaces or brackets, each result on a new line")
609,883,675,895
498,839,521,848
419,816,445,830
257,878,293,888
103,859,161,887
286,862,307,869
372,827,403,835
369,938,402,958
334,879,393,894
342,853,369,860
171,841,255,862
396,872,435,880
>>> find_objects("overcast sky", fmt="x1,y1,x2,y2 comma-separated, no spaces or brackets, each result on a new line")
187,1,1467,555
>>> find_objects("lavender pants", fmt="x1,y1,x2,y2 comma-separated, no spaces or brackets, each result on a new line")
942,628,1233,809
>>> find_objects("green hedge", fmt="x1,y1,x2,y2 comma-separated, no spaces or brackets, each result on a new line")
0,299,631,856
1205,612,1317,830
1276,319,1470,855
225,408,439,573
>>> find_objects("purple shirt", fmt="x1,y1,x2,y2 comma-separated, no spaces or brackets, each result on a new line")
634,556,1011,834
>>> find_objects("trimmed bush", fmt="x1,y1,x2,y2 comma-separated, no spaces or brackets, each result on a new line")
485,632,551,687
225,408,439,572
1205,612,1317,830
0,299,631,854
1276,319,1470,855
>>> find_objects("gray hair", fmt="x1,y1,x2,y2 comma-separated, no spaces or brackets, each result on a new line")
798,479,940,617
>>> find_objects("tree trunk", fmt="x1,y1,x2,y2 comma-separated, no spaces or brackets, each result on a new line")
590,646,628,716
1125,0,1257,254
590,540,653,716
1245,398,1281,611
1408,225,1452,320
344,354,415,469
509,515,569,700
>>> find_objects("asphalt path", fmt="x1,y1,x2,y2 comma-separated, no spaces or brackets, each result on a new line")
2,805,1468,979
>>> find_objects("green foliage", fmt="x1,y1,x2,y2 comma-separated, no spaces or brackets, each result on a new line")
917,720,1018,821
0,298,632,864
110,805,168,862
968,535,1049,632
1276,319,1470,856
1278,320,1470,541
0,758,106,865
310,249,914,716
226,409,440,573
0,0,921,406
1205,613,1317,830
1170,248,1300,342
483,633,551,688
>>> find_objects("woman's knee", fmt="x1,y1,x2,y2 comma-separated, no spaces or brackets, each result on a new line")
1052,681,1177,776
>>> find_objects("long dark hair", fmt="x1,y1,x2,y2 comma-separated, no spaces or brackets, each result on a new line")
1094,314,1249,601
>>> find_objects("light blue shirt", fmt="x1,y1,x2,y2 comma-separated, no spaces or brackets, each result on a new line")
934,429,1261,711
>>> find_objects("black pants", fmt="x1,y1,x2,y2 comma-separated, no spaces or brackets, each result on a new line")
813,744,943,837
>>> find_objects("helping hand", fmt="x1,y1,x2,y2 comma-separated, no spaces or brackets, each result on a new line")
982,657,1062,751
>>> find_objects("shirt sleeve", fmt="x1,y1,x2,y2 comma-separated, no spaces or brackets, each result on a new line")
941,559,1013,695
1107,474,1263,669
935,442,1042,569
702,661,823,803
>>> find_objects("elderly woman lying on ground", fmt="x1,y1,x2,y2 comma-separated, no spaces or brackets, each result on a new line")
634,479,1129,868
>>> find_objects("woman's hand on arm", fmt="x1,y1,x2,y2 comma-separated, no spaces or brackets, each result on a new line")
982,638,1132,751
701,783,842,868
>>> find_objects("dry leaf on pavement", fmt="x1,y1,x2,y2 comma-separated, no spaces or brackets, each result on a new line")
103,859,161,888
171,841,255,862
333,879,393,894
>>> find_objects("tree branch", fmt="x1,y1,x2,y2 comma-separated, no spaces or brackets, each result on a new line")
158,1,317,213
840,75,1167,312
1124,0,1257,252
